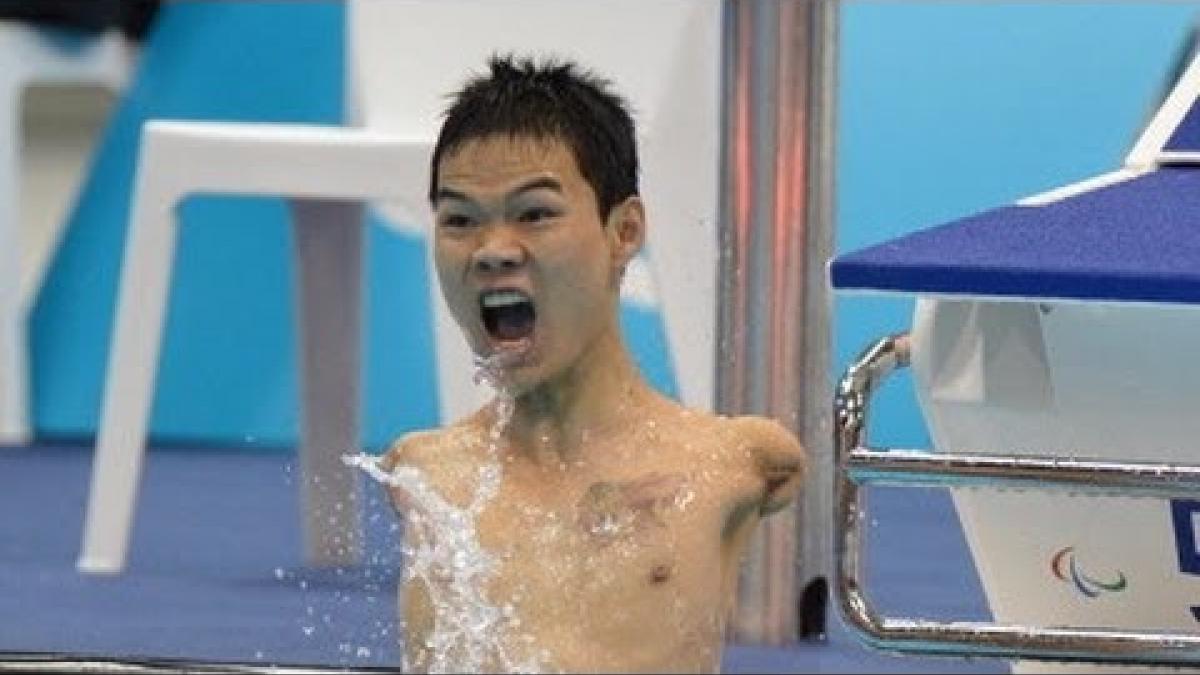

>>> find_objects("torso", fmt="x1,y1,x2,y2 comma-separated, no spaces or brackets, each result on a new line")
389,400,768,674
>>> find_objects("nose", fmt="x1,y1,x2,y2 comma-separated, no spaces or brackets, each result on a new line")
471,227,527,275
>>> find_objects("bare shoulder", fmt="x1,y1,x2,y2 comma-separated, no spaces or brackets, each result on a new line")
724,414,808,515
680,411,803,465
379,425,465,473
377,423,486,511
659,408,806,518
729,416,804,458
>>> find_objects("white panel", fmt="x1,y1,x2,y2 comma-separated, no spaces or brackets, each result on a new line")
912,297,1200,674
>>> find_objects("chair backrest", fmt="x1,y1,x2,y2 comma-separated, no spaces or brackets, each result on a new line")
346,0,722,411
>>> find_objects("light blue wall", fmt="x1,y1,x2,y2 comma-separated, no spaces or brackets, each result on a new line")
30,1,1200,452
836,1,1199,448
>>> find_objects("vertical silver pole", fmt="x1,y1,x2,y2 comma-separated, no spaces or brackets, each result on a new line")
718,0,837,644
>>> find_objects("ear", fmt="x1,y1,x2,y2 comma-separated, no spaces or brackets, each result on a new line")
605,195,646,273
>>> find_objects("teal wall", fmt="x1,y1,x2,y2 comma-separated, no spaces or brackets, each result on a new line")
836,1,1198,448
28,1,1200,451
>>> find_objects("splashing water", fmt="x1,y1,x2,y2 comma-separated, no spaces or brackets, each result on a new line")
344,351,546,673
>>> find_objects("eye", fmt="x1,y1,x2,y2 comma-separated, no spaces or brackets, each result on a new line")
437,212,475,229
517,206,559,224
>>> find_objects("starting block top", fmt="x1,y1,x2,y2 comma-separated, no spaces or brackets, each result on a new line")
831,53,1200,307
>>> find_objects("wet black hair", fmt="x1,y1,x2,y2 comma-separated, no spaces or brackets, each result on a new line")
429,54,640,220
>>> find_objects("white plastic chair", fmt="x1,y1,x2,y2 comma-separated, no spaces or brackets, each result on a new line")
78,0,721,574
0,23,128,445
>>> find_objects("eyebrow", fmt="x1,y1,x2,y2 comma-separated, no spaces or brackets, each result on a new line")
510,177,564,197
433,187,471,205
434,176,564,206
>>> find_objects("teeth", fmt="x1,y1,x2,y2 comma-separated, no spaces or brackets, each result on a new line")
481,290,530,308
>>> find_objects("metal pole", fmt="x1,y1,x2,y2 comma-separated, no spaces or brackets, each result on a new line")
717,0,838,644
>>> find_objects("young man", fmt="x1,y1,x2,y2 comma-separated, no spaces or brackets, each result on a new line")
379,55,806,673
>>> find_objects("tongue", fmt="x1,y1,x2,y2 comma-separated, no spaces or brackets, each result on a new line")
493,315,530,340
490,304,534,341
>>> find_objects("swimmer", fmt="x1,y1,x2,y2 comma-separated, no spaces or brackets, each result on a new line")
380,54,806,674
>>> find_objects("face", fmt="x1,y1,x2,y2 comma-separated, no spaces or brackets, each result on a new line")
432,135,644,391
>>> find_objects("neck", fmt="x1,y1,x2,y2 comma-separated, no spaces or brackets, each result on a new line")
497,327,654,466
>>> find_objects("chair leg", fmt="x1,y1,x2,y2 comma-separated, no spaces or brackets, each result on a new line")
0,258,22,446
291,199,365,568
78,188,179,574
0,100,29,445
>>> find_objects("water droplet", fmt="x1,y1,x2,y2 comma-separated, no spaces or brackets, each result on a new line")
675,489,696,510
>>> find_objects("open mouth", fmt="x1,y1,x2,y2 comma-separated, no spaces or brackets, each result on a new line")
480,289,536,347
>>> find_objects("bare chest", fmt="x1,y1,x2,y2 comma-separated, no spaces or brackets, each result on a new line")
485,468,704,585
396,450,756,672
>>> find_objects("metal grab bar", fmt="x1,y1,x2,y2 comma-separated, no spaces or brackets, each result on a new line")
834,333,1200,667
